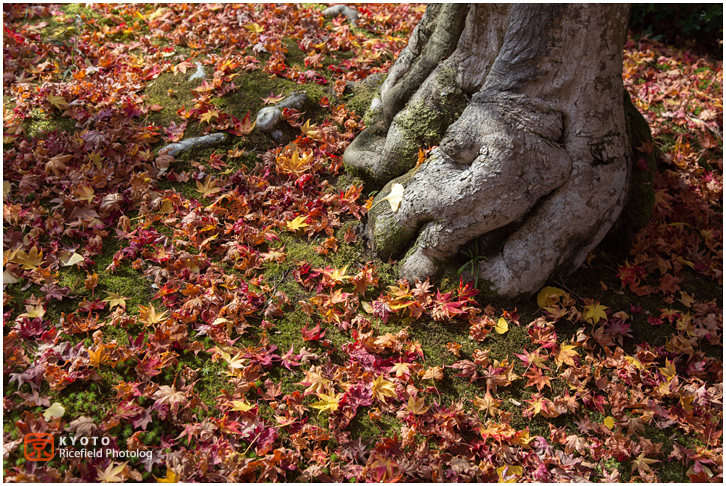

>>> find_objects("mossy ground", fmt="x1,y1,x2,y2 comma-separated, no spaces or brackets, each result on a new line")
3,4,721,482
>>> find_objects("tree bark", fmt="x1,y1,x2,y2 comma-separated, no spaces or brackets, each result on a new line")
344,4,653,298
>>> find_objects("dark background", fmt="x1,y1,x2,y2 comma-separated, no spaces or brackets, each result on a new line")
629,4,723,57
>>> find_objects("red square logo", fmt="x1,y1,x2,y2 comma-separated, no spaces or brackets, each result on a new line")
24,433,54,461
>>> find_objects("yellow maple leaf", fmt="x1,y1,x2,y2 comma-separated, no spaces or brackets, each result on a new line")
277,148,312,178
391,362,411,378
138,304,169,326
227,147,245,158
245,22,264,33
310,391,342,415
222,351,247,374
536,286,567,309
75,185,95,203
473,391,502,417
88,151,104,166
158,198,174,215
554,344,579,369
625,356,643,370
43,402,65,420
286,215,310,232
583,303,608,324
88,345,106,368
97,462,128,482
300,367,329,395
659,358,676,382
405,395,429,415
603,416,615,429
325,266,351,284
300,119,320,139
497,465,523,483
229,400,255,412
196,174,221,198
61,252,85,267
371,375,397,402
494,317,509,334
47,94,68,110
103,291,129,311
381,183,404,212
13,246,43,270
199,109,219,124
154,468,178,483
19,304,46,319
420,366,444,381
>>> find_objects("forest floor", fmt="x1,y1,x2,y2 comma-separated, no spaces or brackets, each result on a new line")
2,4,722,482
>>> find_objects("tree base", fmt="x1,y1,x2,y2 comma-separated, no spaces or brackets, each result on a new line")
345,5,651,298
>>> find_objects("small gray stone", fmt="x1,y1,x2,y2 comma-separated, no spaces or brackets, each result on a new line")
271,130,284,143
322,5,359,27
256,107,282,132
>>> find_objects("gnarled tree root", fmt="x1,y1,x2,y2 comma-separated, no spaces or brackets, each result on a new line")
159,132,227,157
345,4,653,298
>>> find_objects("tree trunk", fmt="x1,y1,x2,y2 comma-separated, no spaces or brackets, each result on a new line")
344,4,654,298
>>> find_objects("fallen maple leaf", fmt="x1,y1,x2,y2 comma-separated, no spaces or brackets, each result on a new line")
494,317,509,334
199,109,219,124
632,453,660,476
43,402,65,420
47,94,68,110
553,344,579,369
44,154,71,176
18,304,45,319
446,342,462,357
420,366,444,381
310,391,342,415
261,90,284,105
286,215,310,232
391,362,412,378
102,292,129,311
536,286,567,309
245,22,264,33
229,400,255,412
603,416,616,429
380,183,404,212
87,346,105,368
514,349,549,370
496,465,523,483
300,119,320,139
138,304,169,326
61,252,84,267
277,148,312,178
583,303,608,324
371,375,397,402
13,247,43,270
405,395,429,415
97,462,128,483
154,469,178,483
472,391,501,418
524,368,552,392
75,185,94,203
196,174,222,198
153,384,188,415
